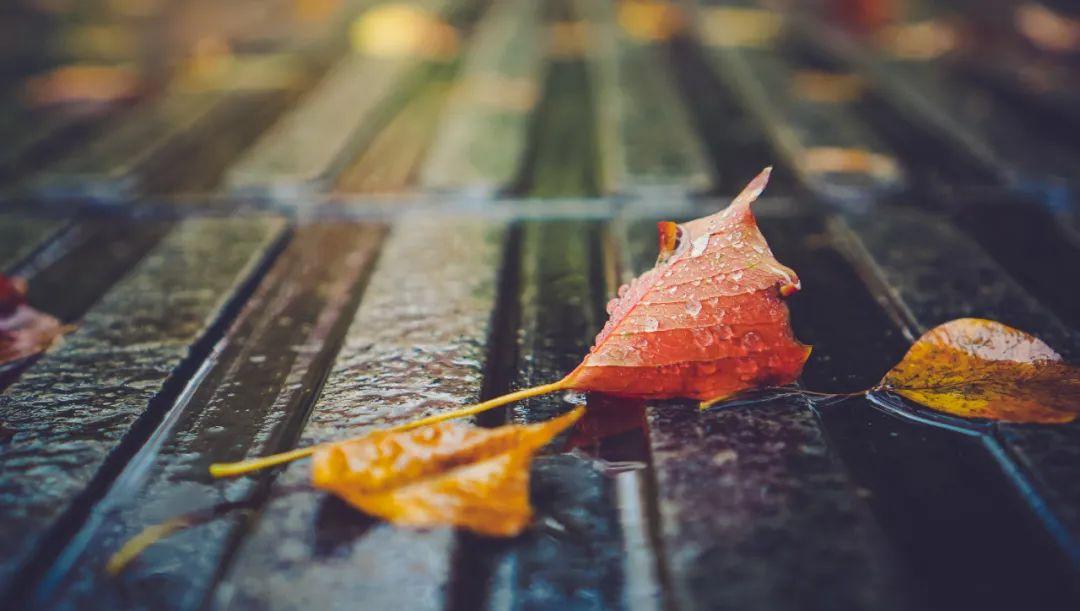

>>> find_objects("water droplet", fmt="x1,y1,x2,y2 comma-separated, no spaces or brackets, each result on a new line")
606,298,620,314
643,317,659,332
692,327,713,348
731,270,744,281
690,234,710,256
685,299,702,317
667,286,677,295
618,284,629,298
742,331,763,350
753,245,766,254
716,325,734,339
562,391,587,405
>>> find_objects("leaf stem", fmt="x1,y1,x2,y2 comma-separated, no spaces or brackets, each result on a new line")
209,379,571,479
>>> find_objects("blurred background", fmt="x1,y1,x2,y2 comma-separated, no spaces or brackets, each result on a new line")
0,0,1077,205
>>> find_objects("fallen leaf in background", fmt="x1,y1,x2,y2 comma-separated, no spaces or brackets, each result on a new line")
311,408,584,536
0,273,69,367
878,318,1080,423
564,167,811,406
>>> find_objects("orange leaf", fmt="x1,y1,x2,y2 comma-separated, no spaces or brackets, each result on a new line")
563,167,811,405
310,408,584,536
879,318,1080,423
0,273,68,368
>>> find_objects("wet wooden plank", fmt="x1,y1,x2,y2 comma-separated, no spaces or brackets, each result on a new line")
14,221,175,324
519,59,601,197
420,0,544,194
481,220,628,610
946,195,1080,330
145,88,300,195
224,54,420,199
0,217,286,599
695,3,903,208
0,107,110,190
833,208,1080,570
579,0,711,195
0,215,66,271
31,223,385,610
617,213,911,611
32,92,223,201
334,63,456,194
213,216,505,611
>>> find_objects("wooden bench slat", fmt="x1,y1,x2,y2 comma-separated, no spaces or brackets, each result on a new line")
420,0,544,194
479,220,628,610
32,92,223,201
0,217,286,598
224,54,419,199
143,88,300,195
579,0,712,195
617,212,911,611
31,223,385,609
333,63,455,194
213,216,505,610
833,208,1080,570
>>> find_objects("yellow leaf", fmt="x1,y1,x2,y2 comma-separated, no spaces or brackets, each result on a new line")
879,318,1080,423
310,408,584,536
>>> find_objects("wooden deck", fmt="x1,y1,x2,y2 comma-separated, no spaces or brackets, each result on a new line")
1,0,1078,610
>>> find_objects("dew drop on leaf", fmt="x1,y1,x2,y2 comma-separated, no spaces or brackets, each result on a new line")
685,299,702,318
690,234,710,257
692,327,713,349
643,317,659,332
742,331,763,350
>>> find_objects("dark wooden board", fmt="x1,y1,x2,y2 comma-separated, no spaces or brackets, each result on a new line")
477,220,628,611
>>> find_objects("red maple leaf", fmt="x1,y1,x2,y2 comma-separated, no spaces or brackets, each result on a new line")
0,273,68,367
562,167,810,403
